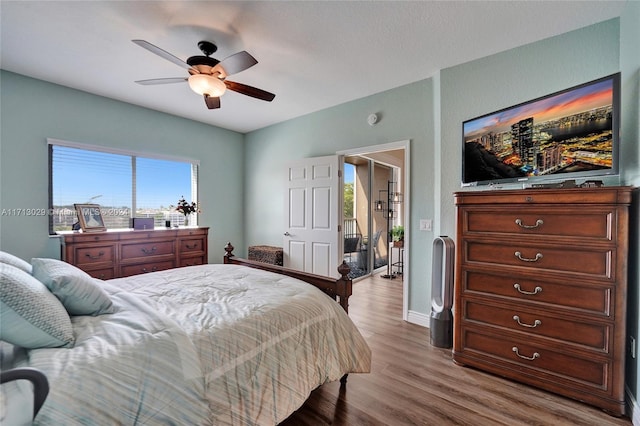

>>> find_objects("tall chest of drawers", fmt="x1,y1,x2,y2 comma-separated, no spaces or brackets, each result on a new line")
453,187,632,416
59,227,209,279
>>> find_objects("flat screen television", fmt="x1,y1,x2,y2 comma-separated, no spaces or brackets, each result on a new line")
462,73,620,187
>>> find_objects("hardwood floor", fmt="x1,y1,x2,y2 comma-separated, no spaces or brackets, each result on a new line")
281,274,632,425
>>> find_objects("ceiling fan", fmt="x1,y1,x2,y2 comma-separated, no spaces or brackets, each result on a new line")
132,39,275,110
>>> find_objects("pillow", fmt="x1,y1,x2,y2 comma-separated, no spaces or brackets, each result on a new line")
0,251,32,274
31,258,114,316
0,264,75,348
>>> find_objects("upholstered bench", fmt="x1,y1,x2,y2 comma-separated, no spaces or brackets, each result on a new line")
248,245,283,266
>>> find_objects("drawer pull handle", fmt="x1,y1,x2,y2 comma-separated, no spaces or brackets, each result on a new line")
185,243,198,249
142,267,158,273
85,251,105,260
515,218,543,229
141,247,157,255
515,251,543,262
512,347,540,361
513,315,541,328
513,283,542,295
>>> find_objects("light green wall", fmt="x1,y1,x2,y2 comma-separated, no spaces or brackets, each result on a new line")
244,80,435,314
0,71,245,262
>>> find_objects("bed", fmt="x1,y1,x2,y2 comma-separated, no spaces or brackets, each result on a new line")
0,243,371,425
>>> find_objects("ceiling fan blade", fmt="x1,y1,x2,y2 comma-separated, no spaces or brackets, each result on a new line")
132,40,194,71
225,81,275,102
135,77,187,85
204,94,221,109
214,51,258,77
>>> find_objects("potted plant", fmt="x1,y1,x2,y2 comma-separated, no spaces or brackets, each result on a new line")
175,196,199,226
391,225,404,247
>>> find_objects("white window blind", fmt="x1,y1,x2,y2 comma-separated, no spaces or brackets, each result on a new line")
49,141,198,233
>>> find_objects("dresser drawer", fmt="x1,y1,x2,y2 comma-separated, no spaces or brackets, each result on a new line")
463,270,612,316
177,228,207,237
462,208,615,241
121,260,175,277
179,256,205,267
83,267,115,280
74,245,115,266
464,240,615,281
180,238,205,253
460,328,610,391
63,233,120,243
462,299,611,351
121,240,174,260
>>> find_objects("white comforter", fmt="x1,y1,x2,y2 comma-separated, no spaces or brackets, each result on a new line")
7,264,371,425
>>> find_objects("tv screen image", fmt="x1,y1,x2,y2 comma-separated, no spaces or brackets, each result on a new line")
462,73,620,186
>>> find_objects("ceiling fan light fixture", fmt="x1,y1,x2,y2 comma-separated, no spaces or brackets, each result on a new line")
188,74,226,97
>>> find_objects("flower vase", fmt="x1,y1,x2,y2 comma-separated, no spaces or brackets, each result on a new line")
183,215,189,227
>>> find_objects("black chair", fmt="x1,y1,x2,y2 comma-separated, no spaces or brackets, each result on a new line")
0,367,49,421
343,234,361,262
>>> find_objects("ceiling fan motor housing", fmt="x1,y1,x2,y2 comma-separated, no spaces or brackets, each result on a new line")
186,40,220,68
186,56,220,68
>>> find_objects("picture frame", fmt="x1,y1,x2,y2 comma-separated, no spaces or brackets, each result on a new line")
74,203,106,232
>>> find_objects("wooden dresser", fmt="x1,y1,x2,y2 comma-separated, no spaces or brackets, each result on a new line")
453,187,632,416
59,227,209,279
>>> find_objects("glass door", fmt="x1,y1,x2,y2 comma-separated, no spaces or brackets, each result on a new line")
343,160,368,279
343,158,394,279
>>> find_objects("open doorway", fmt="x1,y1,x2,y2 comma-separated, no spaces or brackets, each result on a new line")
341,144,407,281
343,159,404,280
340,140,409,320
344,159,384,279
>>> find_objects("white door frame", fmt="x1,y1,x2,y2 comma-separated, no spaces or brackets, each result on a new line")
338,140,410,322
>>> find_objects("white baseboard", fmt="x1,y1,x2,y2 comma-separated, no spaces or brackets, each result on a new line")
407,310,430,328
627,386,639,425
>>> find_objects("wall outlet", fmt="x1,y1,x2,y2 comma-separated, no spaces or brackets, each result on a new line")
630,336,636,359
419,219,432,231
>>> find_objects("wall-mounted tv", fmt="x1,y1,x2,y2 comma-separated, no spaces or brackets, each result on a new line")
462,73,620,187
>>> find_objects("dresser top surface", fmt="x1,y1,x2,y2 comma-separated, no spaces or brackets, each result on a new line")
454,186,634,205
57,226,209,241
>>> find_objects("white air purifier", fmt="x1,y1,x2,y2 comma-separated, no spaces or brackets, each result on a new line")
430,236,455,348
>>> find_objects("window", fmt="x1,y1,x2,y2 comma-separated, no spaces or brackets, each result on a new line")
48,139,198,233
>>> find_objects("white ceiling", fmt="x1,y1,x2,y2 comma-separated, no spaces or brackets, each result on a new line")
0,1,627,134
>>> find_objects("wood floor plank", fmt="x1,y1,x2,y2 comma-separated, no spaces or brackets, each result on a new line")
281,274,632,425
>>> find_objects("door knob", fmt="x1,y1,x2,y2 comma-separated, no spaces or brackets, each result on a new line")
284,232,291,236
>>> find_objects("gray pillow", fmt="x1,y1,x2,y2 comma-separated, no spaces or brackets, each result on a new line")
0,264,75,348
31,258,114,316
0,251,32,274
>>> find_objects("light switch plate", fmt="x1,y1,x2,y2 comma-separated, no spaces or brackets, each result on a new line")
419,219,432,231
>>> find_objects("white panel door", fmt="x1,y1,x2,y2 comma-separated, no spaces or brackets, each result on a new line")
284,155,341,278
